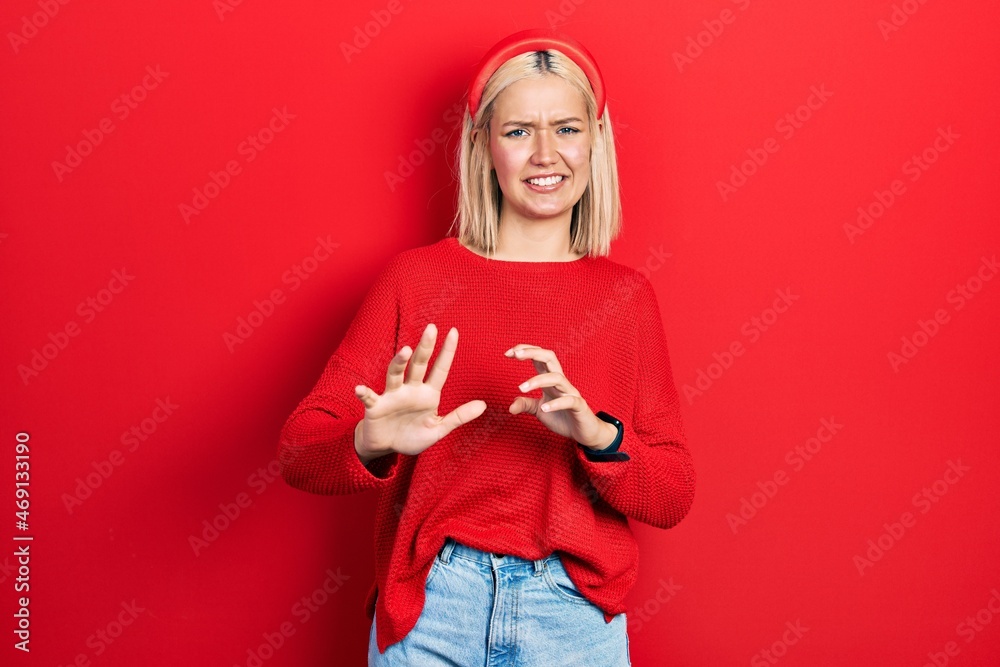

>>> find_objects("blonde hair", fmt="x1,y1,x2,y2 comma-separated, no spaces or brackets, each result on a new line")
448,48,622,258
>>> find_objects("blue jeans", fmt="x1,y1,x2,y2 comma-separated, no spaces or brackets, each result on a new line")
368,537,631,666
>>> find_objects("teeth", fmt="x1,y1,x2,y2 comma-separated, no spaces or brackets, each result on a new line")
527,175,564,186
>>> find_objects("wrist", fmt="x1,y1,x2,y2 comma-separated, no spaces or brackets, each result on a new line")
354,420,382,466
582,421,620,450
577,411,630,462
582,412,622,450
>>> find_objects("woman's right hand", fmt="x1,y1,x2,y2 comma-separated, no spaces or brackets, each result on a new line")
352,323,487,463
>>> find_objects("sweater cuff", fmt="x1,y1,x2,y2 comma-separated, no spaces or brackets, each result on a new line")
350,419,400,480
279,410,400,494
357,449,399,479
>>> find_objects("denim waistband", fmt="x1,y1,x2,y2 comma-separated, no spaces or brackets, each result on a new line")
438,537,561,575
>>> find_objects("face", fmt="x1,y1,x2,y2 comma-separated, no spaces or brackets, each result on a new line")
482,74,599,227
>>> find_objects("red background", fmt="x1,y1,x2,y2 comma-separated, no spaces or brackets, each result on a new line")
2,1,999,665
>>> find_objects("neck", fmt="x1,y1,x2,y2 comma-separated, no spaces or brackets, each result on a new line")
491,210,582,261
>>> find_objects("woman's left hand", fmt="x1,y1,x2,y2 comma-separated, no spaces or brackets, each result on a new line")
505,344,617,450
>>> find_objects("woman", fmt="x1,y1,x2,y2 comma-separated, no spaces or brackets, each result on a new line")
278,28,696,666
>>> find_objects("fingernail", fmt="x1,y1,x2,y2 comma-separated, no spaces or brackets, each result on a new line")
541,404,550,412
518,382,529,391
504,348,513,356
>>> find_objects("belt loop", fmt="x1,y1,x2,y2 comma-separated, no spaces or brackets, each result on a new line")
439,537,456,564
533,557,546,576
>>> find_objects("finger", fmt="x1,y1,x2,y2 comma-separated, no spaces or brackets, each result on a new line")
353,384,378,409
537,395,576,413
509,396,539,415
518,372,575,396
425,327,458,392
507,346,563,375
405,323,437,385
438,399,487,435
384,345,413,392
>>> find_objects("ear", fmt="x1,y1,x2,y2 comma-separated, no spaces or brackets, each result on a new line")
472,129,479,144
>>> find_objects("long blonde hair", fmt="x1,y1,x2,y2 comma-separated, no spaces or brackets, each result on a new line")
448,48,622,258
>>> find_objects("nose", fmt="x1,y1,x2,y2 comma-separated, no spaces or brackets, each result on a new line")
531,129,557,166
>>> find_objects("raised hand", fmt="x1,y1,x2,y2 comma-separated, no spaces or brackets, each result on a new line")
505,344,617,450
353,323,487,463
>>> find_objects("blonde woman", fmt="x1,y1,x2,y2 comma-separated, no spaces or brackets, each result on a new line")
278,28,695,667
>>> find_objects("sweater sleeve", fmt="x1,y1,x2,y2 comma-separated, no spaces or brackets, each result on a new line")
573,275,696,529
277,256,403,495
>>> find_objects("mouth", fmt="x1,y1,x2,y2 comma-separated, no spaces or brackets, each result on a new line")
523,174,567,191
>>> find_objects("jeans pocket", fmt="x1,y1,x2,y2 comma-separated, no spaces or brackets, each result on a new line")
424,554,443,588
542,559,592,605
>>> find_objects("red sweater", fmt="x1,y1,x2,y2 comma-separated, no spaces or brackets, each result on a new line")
277,236,696,654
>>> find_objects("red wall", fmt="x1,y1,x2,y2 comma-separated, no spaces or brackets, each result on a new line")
3,1,999,665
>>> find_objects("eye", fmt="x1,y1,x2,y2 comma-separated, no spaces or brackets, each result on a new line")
558,127,580,134
505,128,527,137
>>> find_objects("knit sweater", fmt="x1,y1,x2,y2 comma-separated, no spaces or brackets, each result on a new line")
277,235,696,654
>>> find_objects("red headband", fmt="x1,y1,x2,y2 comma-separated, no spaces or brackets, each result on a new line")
466,28,606,121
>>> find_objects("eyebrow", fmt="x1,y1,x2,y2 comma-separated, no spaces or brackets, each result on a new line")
500,117,584,128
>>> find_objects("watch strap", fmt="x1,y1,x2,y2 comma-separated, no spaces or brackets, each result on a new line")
577,411,630,462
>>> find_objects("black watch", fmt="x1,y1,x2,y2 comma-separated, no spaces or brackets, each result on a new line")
577,411,630,462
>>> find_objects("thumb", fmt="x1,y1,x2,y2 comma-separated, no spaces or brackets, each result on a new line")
438,400,488,437
353,384,378,409
508,396,539,415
